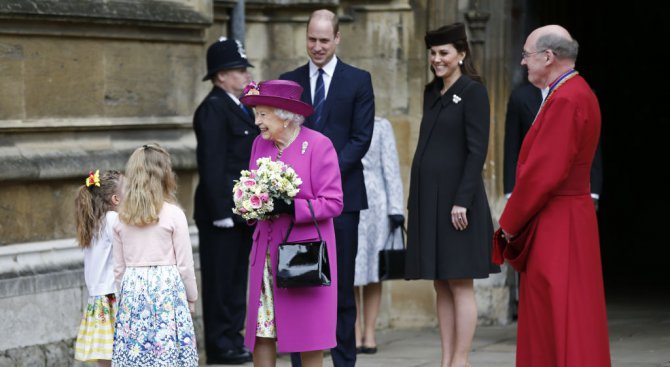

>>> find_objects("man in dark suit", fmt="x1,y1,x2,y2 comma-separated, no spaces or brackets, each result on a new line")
280,9,375,367
504,81,603,206
193,37,258,365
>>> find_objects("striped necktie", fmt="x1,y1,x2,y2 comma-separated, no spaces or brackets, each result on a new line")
313,68,325,128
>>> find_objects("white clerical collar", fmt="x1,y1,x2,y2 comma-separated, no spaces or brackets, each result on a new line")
309,56,338,78
541,87,549,100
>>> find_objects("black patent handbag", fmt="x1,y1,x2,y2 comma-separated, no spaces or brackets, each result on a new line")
378,225,407,281
276,200,331,288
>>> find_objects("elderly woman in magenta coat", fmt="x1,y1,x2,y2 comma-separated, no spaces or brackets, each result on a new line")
239,79,343,367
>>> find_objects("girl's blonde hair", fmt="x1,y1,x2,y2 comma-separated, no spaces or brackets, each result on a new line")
119,143,177,226
74,170,122,248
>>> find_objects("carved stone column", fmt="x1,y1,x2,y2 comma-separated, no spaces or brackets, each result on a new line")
465,8,490,77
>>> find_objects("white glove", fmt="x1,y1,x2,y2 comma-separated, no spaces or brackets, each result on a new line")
213,217,234,228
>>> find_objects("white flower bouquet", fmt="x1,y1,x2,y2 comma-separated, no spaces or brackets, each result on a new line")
232,157,302,222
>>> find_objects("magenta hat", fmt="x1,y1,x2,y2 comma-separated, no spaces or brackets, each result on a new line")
240,80,314,117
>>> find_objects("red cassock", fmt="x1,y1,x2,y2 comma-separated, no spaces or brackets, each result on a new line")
499,74,611,367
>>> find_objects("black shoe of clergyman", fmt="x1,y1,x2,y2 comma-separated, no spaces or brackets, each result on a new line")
207,347,252,365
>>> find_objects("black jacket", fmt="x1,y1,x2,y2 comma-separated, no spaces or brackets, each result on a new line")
193,86,259,223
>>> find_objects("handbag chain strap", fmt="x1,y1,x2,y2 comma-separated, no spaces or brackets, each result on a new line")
382,225,407,250
282,199,323,243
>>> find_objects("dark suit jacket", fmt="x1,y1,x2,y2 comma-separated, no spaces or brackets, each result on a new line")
193,86,259,223
279,58,375,212
503,82,603,197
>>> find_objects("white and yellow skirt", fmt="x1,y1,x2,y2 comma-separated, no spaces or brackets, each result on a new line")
74,293,116,362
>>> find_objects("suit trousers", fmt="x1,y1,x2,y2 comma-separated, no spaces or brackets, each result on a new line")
291,211,360,367
197,220,252,357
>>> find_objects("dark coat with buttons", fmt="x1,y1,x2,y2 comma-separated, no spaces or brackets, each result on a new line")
193,86,259,223
405,75,499,280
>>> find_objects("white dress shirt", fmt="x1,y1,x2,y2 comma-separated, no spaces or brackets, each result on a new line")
309,56,338,103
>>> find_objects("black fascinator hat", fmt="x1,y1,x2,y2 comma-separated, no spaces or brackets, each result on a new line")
425,22,467,48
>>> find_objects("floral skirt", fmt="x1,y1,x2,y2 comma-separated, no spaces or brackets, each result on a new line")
74,294,116,361
256,250,276,338
112,266,198,367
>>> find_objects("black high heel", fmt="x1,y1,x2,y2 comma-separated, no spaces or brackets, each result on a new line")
360,346,378,354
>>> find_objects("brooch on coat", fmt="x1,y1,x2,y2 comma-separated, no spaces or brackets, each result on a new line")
452,94,462,104
301,141,308,154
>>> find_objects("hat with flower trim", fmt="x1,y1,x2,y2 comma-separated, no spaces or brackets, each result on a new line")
240,80,314,117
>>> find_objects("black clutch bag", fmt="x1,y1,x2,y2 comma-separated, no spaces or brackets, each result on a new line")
276,200,331,288
378,225,407,281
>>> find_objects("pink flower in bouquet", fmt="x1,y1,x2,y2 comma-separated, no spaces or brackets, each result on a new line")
232,156,302,221
249,194,262,209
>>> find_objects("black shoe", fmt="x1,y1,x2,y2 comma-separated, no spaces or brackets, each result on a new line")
360,346,378,354
207,347,252,365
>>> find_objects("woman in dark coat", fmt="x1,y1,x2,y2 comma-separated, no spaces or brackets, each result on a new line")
405,23,500,367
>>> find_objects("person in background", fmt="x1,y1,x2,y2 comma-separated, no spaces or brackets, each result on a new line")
73,169,123,367
353,116,404,355
279,9,375,367
239,79,343,367
112,143,198,367
498,25,611,366
405,23,500,367
193,37,258,365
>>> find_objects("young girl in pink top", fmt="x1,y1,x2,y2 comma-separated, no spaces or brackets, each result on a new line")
74,169,123,367
112,143,198,367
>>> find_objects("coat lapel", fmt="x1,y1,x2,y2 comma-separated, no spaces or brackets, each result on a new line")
416,76,471,157
294,64,315,126
320,60,345,127
218,87,256,128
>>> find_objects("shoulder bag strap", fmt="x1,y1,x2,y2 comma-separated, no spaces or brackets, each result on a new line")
282,199,324,243
307,200,324,241
382,225,407,250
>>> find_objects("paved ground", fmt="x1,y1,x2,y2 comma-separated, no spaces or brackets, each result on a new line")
208,287,670,366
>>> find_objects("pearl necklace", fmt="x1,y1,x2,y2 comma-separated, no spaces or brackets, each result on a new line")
275,126,301,159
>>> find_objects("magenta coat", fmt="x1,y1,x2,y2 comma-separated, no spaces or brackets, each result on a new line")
243,126,343,353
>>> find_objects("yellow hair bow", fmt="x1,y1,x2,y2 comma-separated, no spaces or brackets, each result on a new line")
86,170,100,187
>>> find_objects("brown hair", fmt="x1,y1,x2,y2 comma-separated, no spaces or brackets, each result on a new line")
452,38,482,83
426,38,484,91
74,170,122,248
119,143,177,226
